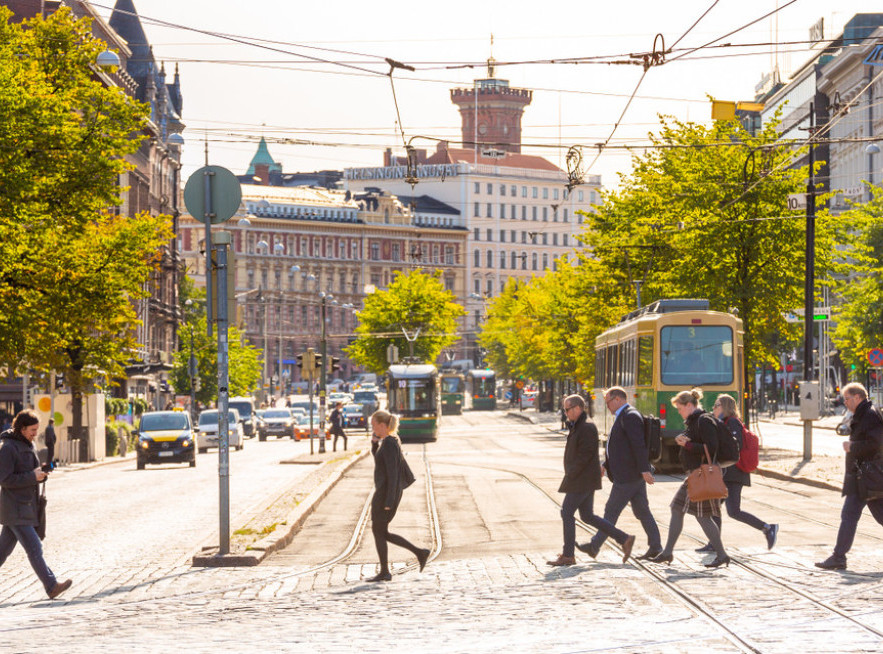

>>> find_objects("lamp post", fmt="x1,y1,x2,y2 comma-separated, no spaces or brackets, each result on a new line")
184,299,197,424
318,291,332,454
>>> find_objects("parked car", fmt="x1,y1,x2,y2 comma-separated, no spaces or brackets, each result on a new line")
135,410,196,470
261,408,296,440
353,390,379,413
228,397,257,438
197,409,244,452
328,392,352,406
293,414,330,441
290,407,307,418
342,403,367,429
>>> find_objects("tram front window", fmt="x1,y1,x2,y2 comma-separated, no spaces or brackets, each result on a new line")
442,378,463,393
660,326,734,386
391,379,435,414
473,377,495,396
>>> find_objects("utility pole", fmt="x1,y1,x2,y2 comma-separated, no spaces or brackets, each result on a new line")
319,294,328,454
803,101,816,462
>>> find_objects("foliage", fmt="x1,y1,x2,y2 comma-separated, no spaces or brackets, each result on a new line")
104,397,130,418
0,9,172,431
345,270,466,374
131,398,150,416
104,420,133,456
170,315,263,405
830,188,883,375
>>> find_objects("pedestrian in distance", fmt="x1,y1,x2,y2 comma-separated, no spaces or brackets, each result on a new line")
329,402,347,452
650,388,730,568
366,410,430,582
695,394,778,553
816,382,883,570
548,394,636,566
42,419,57,466
0,410,72,600
577,387,662,561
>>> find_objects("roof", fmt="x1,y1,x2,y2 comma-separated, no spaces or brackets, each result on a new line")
246,137,283,176
241,184,358,209
388,365,439,378
424,147,562,172
395,195,461,216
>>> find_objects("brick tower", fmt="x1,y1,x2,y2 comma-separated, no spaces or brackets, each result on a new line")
450,57,533,154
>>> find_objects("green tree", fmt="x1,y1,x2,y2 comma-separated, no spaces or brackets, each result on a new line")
170,315,263,406
0,8,171,444
345,270,466,373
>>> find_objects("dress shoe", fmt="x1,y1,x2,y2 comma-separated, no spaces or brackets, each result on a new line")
703,555,731,569
47,579,72,600
649,552,673,565
621,535,636,563
764,524,779,550
367,571,392,582
546,554,576,566
814,555,847,570
636,549,663,561
417,548,431,572
575,542,599,558
695,543,715,553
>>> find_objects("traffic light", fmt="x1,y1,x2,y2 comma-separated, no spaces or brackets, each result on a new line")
313,353,323,373
296,353,304,372
54,374,64,390
329,356,341,374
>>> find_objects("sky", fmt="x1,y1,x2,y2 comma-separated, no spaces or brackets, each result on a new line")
91,0,881,190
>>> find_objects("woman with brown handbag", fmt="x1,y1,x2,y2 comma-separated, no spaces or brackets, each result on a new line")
649,388,730,568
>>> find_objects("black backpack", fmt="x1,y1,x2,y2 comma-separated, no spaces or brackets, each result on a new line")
643,414,662,462
709,413,740,467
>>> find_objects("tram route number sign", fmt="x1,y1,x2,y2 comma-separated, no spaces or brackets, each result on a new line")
868,348,883,367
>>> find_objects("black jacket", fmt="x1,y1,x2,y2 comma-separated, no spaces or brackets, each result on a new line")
679,409,719,473
558,412,602,494
329,408,344,433
721,416,750,486
373,436,405,511
604,404,651,484
0,429,40,527
843,399,883,497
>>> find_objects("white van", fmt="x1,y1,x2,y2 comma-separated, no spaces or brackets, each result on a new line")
197,409,244,452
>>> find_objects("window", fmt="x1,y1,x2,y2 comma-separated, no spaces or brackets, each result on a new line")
474,202,480,217
511,204,516,220
521,186,527,198
474,182,480,194
487,183,493,194
275,268,282,289
521,252,528,270
474,250,480,267
500,184,506,196
511,252,518,268
486,249,493,268
474,278,480,294
553,188,559,200
591,191,597,204
563,234,568,246
474,228,480,241
563,209,568,222
486,228,492,241
542,207,548,221
370,243,380,260
659,326,734,386
392,243,400,261
521,232,527,244
510,230,516,242
247,268,255,288
500,251,506,268
532,206,537,221
578,190,584,202
500,204,506,219
542,234,548,245
531,253,538,270
542,253,548,269
487,203,493,218
445,276,454,292
543,188,549,200
511,185,517,196
500,230,506,243
521,206,527,220
261,269,268,288
445,246,454,264
486,279,493,296
637,336,654,386
532,187,538,198
553,233,558,246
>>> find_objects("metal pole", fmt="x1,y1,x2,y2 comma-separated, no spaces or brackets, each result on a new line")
308,365,315,455
215,231,231,555
277,305,283,401
203,168,214,338
189,323,196,425
319,296,327,454
803,101,816,462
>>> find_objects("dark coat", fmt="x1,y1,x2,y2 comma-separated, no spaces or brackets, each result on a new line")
373,436,406,512
604,404,651,484
679,409,719,473
558,411,602,494
329,408,344,434
0,429,40,527
721,416,750,486
843,399,883,497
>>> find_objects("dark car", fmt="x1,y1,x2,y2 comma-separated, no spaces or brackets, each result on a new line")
135,411,195,470
261,408,296,440
342,403,367,429
352,391,378,414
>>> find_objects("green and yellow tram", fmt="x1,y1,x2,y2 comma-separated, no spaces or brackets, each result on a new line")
440,372,465,415
464,369,497,411
386,364,441,441
592,299,743,469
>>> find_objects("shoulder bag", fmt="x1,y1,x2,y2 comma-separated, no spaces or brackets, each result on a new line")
36,481,47,541
686,444,728,502
400,451,416,489
856,459,883,502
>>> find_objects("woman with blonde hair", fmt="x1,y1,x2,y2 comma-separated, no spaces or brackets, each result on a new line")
650,388,730,568
695,394,778,552
366,410,430,582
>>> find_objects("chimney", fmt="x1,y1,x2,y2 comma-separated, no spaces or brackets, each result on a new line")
254,163,270,185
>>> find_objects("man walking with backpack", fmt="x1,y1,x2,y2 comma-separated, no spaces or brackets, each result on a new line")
577,387,662,561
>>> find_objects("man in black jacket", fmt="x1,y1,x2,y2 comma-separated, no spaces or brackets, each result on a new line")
816,383,883,570
548,394,635,566
329,402,346,452
578,387,661,560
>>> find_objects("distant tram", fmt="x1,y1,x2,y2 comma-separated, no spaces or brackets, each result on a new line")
386,364,441,441
592,299,744,468
464,369,497,411
440,372,465,415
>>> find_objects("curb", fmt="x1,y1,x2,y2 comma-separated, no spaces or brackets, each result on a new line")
754,466,842,492
192,449,368,567
507,411,539,424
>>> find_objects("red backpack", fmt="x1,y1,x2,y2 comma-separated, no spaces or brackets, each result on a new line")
736,422,759,473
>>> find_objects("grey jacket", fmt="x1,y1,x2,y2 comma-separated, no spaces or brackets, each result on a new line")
0,429,41,527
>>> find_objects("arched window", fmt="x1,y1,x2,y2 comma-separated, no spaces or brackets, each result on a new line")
474,250,480,267
521,251,527,270
499,250,506,269
486,249,493,268
531,253,538,270
542,253,549,270
511,252,518,269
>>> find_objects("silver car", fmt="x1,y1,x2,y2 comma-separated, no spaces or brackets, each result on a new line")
197,409,244,452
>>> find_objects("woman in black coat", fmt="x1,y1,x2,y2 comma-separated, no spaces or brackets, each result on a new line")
651,388,730,568
367,410,430,582
0,410,72,599
694,394,778,552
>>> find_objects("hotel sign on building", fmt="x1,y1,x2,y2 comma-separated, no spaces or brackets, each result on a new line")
345,163,462,181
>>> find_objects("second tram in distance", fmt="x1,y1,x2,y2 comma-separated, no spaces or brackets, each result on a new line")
440,371,465,415
386,364,442,441
464,369,497,410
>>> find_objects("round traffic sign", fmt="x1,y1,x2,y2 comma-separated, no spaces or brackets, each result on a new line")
869,348,883,367
183,165,242,224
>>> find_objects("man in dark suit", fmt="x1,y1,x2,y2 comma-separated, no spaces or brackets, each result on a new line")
548,394,635,566
577,387,662,560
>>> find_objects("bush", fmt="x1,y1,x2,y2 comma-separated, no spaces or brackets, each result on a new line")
105,420,135,457
104,397,129,418
131,398,149,416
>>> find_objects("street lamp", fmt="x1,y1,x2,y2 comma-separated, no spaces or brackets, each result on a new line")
184,299,198,424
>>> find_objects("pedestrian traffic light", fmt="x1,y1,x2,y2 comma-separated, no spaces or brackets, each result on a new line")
329,356,341,373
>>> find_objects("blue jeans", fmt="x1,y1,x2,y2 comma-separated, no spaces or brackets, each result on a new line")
833,494,883,558
0,525,57,592
588,479,662,551
561,491,628,557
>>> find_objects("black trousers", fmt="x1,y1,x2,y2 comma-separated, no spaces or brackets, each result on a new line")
332,428,347,450
371,495,420,573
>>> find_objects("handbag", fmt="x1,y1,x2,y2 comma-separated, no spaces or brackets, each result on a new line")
686,444,728,502
856,459,883,502
400,453,416,489
36,481,47,541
